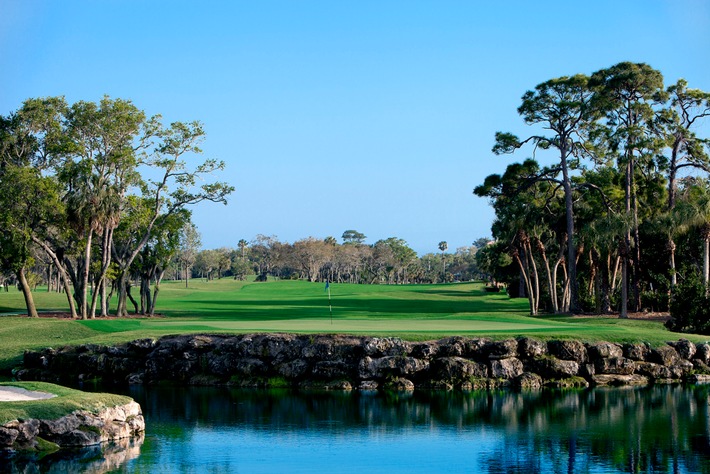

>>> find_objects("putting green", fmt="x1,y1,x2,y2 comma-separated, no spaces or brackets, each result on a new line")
80,315,588,335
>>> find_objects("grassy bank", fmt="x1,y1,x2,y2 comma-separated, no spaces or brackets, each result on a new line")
0,279,705,372
0,381,132,425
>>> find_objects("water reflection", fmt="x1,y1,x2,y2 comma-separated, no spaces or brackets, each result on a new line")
0,435,143,474
5,385,710,473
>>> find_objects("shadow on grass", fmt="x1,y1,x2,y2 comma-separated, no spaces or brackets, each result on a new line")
162,295,529,320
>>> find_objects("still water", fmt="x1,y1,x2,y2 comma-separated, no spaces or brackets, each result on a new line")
4,385,710,473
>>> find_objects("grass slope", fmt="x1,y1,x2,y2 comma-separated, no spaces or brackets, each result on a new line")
0,279,706,373
0,381,132,425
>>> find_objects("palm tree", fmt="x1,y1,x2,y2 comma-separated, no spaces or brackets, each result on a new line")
238,239,248,259
438,241,448,281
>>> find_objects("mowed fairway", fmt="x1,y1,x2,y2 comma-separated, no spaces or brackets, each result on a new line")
0,279,701,372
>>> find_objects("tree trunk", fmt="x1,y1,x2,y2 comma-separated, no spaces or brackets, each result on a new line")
31,236,78,318
561,149,580,313
704,235,709,287
620,103,636,318
600,251,613,314
538,240,558,313
127,283,139,314
149,268,166,316
17,267,38,318
79,230,93,320
620,258,629,319
100,279,108,316
513,246,536,316
668,239,677,288
115,270,129,317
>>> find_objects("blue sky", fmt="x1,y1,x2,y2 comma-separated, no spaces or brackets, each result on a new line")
2,0,709,255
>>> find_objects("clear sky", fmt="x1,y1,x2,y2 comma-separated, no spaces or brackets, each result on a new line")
2,0,709,255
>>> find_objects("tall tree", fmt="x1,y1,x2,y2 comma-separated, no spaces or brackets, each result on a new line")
237,239,249,259
177,222,201,288
58,96,146,319
342,230,367,244
492,74,596,313
657,79,710,287
112,119,233,316
660,79,710,211
438,241,448,279
589,62,666,317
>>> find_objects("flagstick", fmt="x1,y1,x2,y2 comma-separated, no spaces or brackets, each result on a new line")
328,284,332,324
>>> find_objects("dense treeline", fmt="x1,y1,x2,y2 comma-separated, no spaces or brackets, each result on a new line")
474,62,710,329
0,96,233,319
172,231,483,286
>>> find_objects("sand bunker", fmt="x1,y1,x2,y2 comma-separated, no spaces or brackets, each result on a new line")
0,386,57,401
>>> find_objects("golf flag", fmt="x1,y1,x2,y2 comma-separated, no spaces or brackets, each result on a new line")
325,280,332,324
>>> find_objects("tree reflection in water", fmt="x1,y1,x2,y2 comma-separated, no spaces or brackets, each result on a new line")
8,384,709,473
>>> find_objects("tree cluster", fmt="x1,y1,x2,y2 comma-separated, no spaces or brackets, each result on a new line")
180,231,483,286
475,62,710,323
0,96,234,318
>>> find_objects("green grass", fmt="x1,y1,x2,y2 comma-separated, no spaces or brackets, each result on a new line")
0,279,707,373
0,381,133,424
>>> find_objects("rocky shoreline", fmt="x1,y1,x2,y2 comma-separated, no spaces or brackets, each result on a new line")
15,334,710,391
0,401,145,452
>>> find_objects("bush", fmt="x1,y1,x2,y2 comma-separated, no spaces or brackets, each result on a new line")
667,275,710,335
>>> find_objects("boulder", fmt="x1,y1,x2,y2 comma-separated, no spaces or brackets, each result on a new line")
127,338,157,355
486,339,518,360
363,337,409,357
622,343,650,361
695,343,710,364
187,335,216,352
651,345,680,366
311,360,352,380
233,358,269,377
547,340,587,364
5,419,40,445
409,342,439,359
635,362,676,380
430,357,488,382
668,339,696,360
517,337,547,358
276,359,310,379
587,342,623,360
359,356,428,379
594,357,636,375
382,377,415,391
532,357,580,379
0,427,19,447
437,337,490,358
514,372,543,390
489,358,524,379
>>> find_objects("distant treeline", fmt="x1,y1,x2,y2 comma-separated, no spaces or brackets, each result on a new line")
177,233,486,285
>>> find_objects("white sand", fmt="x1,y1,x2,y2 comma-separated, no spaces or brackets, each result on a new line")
0,386,57,401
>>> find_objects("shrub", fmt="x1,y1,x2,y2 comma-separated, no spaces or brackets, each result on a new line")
667,274,710,335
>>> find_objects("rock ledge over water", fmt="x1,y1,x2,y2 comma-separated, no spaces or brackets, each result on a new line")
15,335,710,391
0,400,145,452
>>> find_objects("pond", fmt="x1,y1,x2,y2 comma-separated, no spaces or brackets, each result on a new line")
3,385,710,473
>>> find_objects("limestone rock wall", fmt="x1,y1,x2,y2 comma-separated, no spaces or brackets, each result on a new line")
0,401,145,451
15,334,710,391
